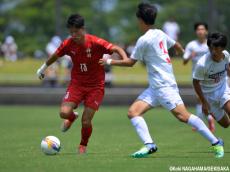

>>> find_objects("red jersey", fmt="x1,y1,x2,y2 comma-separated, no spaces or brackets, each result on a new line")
55,34,113,87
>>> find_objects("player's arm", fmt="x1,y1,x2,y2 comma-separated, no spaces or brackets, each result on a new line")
99,45,137,67
165,33,184,56
183,51,196,65
36,53,59,80
183,43,196,65
193,79,210,115
173,42,184,56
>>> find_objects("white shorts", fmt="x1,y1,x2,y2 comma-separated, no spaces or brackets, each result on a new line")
203,83,230,121
137,86,184,111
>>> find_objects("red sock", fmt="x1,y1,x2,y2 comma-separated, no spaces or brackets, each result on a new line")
80,126,93,146
68,112,76,122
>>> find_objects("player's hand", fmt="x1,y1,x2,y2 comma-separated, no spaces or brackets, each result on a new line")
36,68,45,80
201,100,211,116
36,63,48,80
99,58,107,66
99,54,112,66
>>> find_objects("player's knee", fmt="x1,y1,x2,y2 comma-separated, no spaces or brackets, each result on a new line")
175,113,188,123
221,122,230,128
59,110,72,119
127,108,137,119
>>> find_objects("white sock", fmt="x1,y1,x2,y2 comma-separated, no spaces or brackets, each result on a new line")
196,104,205,120
130,116,154,144
187,114,218,144
207,114,213,121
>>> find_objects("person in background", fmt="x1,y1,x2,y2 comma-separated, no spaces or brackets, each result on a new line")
1,36,18,62
60,54,72,85
44,36,62,87
163,17,180,57
103,54,113,87
163,17,180,41
183,22,215,133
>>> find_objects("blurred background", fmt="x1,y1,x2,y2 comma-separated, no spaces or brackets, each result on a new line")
0,0,229,105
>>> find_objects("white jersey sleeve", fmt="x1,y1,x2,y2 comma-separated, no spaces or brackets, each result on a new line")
193,60,205,80
165,34,176,49
183,42,192,60
223,50,230,63
130,38,145,61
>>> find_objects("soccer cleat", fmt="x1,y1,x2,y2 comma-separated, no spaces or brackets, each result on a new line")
61,112,78,132
207,114,215,133
131,143,157,158
212,139,224,158
78,145,87,154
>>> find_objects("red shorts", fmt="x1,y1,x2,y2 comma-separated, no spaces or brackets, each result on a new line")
62,85,104,110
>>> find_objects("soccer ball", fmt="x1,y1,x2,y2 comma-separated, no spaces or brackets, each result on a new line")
41,136,61,155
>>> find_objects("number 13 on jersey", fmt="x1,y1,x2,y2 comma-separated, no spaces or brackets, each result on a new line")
80,63,88,72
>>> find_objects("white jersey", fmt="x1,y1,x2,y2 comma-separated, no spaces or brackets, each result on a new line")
193,50,230,93
183,40,209,73
131,29,177,89
162,21,180,41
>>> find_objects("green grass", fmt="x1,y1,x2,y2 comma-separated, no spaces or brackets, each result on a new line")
0,58,192,85
0,106,229,172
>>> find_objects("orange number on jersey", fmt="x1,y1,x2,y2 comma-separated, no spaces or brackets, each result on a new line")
159,40,171,63
159,41,168,54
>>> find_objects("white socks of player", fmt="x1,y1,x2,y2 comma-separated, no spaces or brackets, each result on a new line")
196,104,213,123
196,104,204,120
130,116,154,144
187,114,218,144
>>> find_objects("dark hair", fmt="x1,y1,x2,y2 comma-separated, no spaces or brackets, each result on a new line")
136,2,157,25
67,14,84,28
207,32,227,48
194,22,208,31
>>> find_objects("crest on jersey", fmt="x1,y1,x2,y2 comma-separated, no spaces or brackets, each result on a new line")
86,48,92,58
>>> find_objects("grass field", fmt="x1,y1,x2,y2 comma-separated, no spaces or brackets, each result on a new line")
0,58,192,85
0,106,229,172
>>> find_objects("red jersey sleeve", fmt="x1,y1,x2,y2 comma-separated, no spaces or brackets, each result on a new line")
54,39,69,57
95,37,113,55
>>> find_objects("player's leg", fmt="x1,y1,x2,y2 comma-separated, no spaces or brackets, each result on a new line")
77,87,104,154
196,98,204,120
219,89,230,128
128,88,158,158
60,86,83,132
171,104,219,144
219,100,230,128
78,106,96,154
128,100,158,158
60,102,79,132
170,104,224,158
195,97,215,132
128,100,154,145
217,115,230,128
158,86,223,158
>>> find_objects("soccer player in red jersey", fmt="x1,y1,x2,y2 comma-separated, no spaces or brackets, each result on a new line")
36,14,128,154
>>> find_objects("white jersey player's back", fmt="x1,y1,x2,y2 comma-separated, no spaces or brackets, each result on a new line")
131,29,177,88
